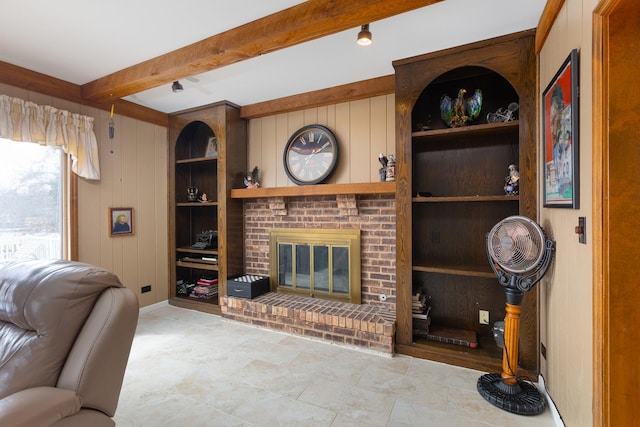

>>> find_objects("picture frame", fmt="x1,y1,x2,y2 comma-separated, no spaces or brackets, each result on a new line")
205,136,218,157
109,207,134,236
542,49,580,208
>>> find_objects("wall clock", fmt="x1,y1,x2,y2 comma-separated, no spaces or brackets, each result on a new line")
283,124,339,185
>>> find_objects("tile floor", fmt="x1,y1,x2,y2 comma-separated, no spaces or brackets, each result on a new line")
114,303,558,427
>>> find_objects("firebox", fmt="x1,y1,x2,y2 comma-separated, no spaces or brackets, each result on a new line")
269,228,361,304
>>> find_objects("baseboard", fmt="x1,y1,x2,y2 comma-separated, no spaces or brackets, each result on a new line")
139,300,169,313
538,374,565,426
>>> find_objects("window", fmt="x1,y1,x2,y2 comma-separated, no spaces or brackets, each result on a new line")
0,138,64,261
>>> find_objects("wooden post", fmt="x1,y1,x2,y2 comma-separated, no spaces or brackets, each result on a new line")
501,302,521,384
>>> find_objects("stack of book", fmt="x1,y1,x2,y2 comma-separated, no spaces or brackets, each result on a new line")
412,292,431,336
190,276,218,299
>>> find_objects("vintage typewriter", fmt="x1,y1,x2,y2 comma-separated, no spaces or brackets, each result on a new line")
191,230,218,250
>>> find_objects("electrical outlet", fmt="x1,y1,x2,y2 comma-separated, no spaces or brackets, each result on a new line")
479,310,489,325
141,285,151,293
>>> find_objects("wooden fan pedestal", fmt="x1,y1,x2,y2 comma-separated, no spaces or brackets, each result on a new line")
502,302,521,382
479,215,554,415
477,289,546,415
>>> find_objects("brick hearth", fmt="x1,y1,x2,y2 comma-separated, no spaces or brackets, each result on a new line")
224,193,397,353
222,293,396,354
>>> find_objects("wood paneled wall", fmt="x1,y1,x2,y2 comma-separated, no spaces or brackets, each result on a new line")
0,82,169,308
247,94,395,187
537,0,598,425
78,107,168,308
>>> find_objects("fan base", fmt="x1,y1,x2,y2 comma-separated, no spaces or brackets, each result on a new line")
477,373,546,415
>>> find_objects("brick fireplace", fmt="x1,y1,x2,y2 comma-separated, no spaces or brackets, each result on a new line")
221,193,397,353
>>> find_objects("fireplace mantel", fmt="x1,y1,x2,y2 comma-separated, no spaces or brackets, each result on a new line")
230,182,395,199
231,182,395,216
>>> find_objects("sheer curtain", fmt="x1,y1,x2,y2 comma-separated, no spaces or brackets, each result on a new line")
0,94,100,180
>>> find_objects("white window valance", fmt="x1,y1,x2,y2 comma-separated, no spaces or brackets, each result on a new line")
0,94,100,180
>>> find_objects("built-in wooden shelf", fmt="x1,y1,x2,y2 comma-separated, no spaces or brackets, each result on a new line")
176,247,218,256
176,201,218,207
176,156,218,164
412,264,495,279
411,120,519,141
230,182,396,199
412,195,519,203
176,260,218,271
169,296,221,315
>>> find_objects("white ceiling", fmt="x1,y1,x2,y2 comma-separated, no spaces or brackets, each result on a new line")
0,0,546,114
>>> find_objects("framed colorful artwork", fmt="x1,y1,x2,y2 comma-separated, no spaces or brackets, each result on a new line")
542,49,580,208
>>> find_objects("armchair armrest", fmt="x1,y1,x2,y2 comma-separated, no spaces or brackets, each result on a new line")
0,387,81,427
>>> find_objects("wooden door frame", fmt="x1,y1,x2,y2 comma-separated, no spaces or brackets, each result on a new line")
593,1,627,425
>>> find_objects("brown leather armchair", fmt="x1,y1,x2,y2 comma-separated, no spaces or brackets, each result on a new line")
0,260,139,427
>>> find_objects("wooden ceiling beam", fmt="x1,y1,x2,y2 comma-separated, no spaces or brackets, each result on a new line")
0,61,168,126
81,0,443,102
240,75,394,119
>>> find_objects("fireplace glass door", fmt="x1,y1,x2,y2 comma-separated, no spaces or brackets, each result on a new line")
270,229,361,303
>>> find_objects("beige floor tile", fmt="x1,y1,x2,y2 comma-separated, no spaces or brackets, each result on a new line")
114,304,558,427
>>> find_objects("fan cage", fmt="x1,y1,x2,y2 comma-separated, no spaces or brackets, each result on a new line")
488,216,545,274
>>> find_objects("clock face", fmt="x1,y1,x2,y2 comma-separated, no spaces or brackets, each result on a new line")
284,125,339,185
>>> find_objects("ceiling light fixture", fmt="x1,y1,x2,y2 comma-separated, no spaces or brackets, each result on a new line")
171,81,184,93
357,24,372,46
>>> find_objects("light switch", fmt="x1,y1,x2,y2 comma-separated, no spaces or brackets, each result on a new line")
575,216,586,244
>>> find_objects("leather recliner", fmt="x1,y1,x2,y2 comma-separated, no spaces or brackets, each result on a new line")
0,259,139,427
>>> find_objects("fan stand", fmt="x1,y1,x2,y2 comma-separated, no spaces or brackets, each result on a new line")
477,290,546,415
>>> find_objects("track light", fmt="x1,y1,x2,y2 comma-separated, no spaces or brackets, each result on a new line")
171,81,184,93
357,24,372,46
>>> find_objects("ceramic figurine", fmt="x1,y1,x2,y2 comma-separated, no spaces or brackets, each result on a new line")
187,186,199,202
440,88,483,128
378,153,388,182
504,164,520,195
385,154,396,182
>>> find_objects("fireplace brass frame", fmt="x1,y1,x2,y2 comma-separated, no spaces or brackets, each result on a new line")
269,228,361,303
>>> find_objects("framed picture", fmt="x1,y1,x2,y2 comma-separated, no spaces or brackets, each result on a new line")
205,136,218,157
542,49,580,208
109,207,134,236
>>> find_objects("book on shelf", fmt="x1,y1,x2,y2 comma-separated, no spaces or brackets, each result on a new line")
197,277,218,286
425,326,478,348
193,285,218,294
412,304,431,318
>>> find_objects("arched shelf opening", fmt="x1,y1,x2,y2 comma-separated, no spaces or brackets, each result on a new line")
175,121,217,161
411,66,518,132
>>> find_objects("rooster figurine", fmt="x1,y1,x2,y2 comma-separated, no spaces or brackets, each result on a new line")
440,88,483,128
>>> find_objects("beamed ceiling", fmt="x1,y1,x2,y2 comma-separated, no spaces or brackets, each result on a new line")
0,0,545,124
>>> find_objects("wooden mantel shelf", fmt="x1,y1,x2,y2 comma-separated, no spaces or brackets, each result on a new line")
230,182,396,199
